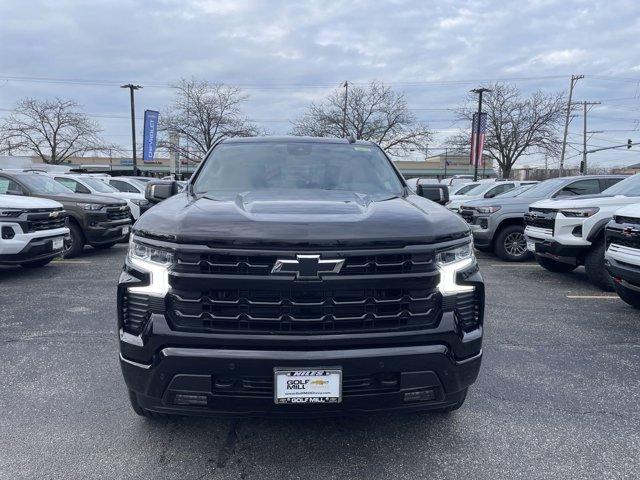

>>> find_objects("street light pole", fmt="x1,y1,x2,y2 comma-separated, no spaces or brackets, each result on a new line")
121,84,142,175
470,87,491,181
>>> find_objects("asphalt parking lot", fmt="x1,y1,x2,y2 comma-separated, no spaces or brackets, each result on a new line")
1,245,639,479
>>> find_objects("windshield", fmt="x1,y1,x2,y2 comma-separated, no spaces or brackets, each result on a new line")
453,183,479,195
602,174,640,196
17,174,73,195
464,182,496,196
495,184,535,198
82,177,118,193
193,141,404,198
515,178,567,198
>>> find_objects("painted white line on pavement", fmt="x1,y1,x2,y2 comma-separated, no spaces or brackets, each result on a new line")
566,295,619,299
52,260,92,264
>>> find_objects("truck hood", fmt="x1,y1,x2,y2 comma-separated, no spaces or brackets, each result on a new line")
0,194,64,209
134,189,470,247
613,203,640,218
530,194,640,210
37,192,127,206
461,196,546,209
97,191,145,201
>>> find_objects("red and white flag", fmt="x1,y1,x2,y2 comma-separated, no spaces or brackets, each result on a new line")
469,112,488,166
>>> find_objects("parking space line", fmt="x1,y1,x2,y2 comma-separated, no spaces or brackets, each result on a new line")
566,295,619,299
489,264,539,267
52,260,93,264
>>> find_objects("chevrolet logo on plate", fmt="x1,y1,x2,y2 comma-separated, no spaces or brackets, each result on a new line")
271,255,344,279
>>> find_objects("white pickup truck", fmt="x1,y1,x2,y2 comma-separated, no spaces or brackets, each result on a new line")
524,174,640,290
0,194,69,268
605,203,640,308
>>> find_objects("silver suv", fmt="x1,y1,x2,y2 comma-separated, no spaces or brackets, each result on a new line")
459,175,625,261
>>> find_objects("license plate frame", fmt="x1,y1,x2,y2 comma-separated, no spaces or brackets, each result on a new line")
274,368,342,405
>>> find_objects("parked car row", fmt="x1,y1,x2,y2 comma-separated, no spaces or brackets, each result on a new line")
442,172,640,309
0,170,134,265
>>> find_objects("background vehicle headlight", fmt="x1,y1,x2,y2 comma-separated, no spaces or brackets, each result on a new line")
435,240,475,295
77,203,103,211
127,238,174,296
560,207,599,218
131,199,150,206
476,206,501,214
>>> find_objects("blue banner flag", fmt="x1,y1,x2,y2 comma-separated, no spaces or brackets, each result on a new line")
142,110,160,162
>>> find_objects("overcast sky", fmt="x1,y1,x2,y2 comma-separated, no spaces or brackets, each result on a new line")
1,0,640,169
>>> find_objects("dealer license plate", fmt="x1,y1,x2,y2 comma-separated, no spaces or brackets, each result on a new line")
274,368,342,404
527,240,536,252
122,225,130,235
52,237,64,250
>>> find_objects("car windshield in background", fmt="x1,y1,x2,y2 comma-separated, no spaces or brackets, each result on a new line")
464,183,494,196
17,174,73,195
515,178,566,198
602,174,640,196
494,184,534,198
83,177,118,193
193,142,404,198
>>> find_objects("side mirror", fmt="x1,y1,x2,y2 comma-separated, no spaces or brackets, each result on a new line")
145,181,180,204
416,184,450,205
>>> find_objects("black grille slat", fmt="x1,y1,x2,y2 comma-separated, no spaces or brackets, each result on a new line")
616,216,640,226
121,292,151,334
26,209,67,232
454,290,482,332
106,206,130,221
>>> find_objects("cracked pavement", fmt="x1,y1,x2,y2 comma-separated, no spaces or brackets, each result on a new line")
1,245,639,479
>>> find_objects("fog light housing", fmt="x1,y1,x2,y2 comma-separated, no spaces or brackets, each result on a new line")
404,389,436,402
173,393,208,406
1,226,15,239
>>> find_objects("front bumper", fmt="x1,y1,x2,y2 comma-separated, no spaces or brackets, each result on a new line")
120,323,482,417
605,244,640,285
0,231,69,265
84,218,131,245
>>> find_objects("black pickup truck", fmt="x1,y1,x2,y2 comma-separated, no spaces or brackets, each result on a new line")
118,137,484,417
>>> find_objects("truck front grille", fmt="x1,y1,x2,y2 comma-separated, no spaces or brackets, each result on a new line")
107,206,130,221
524,208,557,234
615,215,640,226
26,209,67,232
167,286,441,334
459,208,474,224
174,251,433,276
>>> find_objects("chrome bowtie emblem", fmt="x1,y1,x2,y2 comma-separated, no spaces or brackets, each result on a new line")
271,255,345,279
623,226,639,236
120,206,127,211
49,211,59,218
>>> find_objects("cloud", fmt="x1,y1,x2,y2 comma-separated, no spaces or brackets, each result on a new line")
0,0,639,168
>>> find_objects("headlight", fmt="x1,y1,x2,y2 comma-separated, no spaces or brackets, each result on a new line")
435,239,475,295
560,207,599,218
476,206,501,214
131,199,150,206
0,208,23,217
77,203,103,211
127,237,174,296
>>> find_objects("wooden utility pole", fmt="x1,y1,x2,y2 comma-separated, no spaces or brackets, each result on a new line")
559,75,583,176
342,81,349,138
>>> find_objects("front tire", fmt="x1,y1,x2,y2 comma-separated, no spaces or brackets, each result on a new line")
613,281,640,309
535,255,578,273
584,238,614,291
494,225,531,262
63,222,85,258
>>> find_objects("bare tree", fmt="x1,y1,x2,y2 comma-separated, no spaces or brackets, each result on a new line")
449,83,566,178
0,98,108,164
159,78,259,162
291,81,431,156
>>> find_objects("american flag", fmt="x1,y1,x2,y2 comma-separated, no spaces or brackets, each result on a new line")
469,112,488,166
